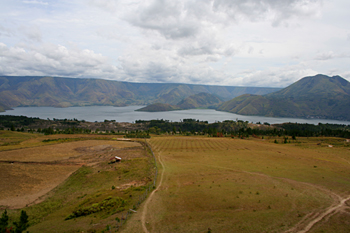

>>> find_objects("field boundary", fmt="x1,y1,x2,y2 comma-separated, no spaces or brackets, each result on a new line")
140,140,165,233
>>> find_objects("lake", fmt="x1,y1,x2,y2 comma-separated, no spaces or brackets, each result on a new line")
1,106,349,125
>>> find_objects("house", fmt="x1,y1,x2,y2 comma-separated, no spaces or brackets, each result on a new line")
109,156,122,163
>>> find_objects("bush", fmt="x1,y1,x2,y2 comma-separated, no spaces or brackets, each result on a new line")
65,197,127,220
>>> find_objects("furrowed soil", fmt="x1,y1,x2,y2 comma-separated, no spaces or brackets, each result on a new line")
0,131,156,233
124,136,350,233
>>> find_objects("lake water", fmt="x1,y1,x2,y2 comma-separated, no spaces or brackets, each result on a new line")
1,106,349,125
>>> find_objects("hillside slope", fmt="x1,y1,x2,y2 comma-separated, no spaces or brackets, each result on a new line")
177,92,222,109
218,74,350,121
0,76,280,109
0,101,12,112
135,103,181,112
137,92,223,112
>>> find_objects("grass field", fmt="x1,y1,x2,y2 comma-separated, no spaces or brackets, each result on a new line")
0,131,156,232
124,136,350,233
1,131,349,232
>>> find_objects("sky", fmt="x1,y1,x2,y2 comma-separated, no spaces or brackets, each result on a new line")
0,0,350,88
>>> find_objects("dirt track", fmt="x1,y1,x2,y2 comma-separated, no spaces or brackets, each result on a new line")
285,196,350,233
141,146,166,233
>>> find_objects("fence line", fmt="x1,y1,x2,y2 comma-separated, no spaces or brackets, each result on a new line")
113,140,158,231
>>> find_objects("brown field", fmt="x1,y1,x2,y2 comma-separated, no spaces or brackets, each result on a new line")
124,136,350,233
0,163,78,209
0,139,140,162
0,137,142,209
0,131,155,232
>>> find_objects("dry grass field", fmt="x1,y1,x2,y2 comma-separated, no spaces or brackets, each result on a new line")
0,163,78,209
0,131,155,232
125,136,350,233
0,138,141,210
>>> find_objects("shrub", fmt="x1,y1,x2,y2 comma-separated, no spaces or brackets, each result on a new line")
65,197,127,220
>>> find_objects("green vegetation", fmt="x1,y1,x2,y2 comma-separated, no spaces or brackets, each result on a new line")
1,116,349,139
65,196,127,220
0,210,29,233
125,131,151,138
135,119,350,138
0,115,44,128
218,74,350,121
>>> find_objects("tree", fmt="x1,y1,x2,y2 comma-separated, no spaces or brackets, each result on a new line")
0,210,9,233
13,210,29,233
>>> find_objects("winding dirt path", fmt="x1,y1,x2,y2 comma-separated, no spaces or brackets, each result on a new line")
141,147,166,233
285,196,350,233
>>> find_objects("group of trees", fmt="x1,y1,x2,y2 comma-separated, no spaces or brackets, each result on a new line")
139,119,350,138
0,210,28,233
1,116,349,138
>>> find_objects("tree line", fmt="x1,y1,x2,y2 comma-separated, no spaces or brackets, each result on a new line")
1,116,349,138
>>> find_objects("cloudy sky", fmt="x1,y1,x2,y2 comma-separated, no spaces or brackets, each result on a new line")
0,0,349,87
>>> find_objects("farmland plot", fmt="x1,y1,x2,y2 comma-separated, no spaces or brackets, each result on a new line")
0,139,142,209
133,136,350,233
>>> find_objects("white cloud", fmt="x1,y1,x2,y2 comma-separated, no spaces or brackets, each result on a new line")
0,43,120,78
19,25,42,42
87,0,119,13
0,0,349,88
314,51,350,60
22,1,48,6
127,0,323,40
231,65,318,87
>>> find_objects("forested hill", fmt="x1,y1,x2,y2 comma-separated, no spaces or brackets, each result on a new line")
0,76,280,111
218,74,350,121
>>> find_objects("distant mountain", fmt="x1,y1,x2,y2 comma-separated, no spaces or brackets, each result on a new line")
177,92,222,109
0,76,280,112
0,101,12,112
218,74,350,121
135,103,181,112
137,92,222,112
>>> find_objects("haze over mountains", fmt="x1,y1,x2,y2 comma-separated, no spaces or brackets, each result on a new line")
0,76,279,110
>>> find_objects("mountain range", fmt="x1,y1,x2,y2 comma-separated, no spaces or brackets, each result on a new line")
0,76,279,111
217,74,350,121
1,75,349,121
